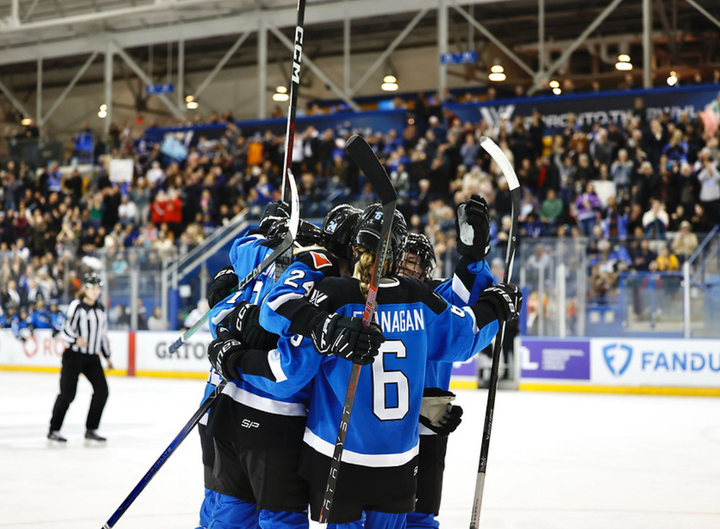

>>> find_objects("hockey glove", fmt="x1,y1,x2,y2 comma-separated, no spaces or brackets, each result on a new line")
478,284,523,323
455,194,491,261
419,388,463,436
208,266,238,309
207,326,245,380
229,301,279,350
309,312,385,365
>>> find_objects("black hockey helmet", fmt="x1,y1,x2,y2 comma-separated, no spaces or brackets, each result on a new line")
267,218,322,247
321,204,362,260
351,203,408,276
399,233,436,281
83,272,104,287
258,200,291,233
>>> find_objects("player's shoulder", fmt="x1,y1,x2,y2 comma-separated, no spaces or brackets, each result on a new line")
293,246,341,276
379,276,448,315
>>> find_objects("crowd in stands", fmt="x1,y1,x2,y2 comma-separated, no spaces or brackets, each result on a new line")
2,84,720,332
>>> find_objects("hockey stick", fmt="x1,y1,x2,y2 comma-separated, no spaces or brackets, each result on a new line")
168,171,300,355
102,173,301,528
280,0,307,202
469,137,521,529
319,135,397,523
101,380,226,529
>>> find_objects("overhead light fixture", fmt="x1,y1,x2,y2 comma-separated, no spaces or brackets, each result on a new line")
549,80,560,89
615,54,633,71
381,74,398,91
97,104,107,119
185,95,194,103
186,100,199,110
488,64,506,82
552,87,562,96
100,104,107,112
21,117,32,126
667,71,678,86
273,86,290,102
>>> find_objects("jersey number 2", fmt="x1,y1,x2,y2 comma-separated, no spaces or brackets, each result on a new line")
371,340,409,421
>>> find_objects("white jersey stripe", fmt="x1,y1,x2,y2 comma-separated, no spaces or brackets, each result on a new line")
221,381,306,417
303,427,419,467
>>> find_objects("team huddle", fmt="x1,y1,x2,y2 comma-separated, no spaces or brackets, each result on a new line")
196,195,522,529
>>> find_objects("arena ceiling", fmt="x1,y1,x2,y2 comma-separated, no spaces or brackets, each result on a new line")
0,0,719,105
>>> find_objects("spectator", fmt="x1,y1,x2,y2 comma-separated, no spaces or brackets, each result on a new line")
697,155,720,224
574,182,602,236
631,239,657,271
610,148,632,195
539,189,563,228
642,199,669,239
671,220,699,262
147,306,167,331
656,245,680,272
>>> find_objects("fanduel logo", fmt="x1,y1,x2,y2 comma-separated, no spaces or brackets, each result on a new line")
603,343,633,376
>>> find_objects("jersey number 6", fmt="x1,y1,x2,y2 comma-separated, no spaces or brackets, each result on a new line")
371,340,409,421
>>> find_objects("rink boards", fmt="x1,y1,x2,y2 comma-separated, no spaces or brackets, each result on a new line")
0,330,480,388
517,337,720,396
2,330,718,395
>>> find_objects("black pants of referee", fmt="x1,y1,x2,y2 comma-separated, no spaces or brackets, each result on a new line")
50,349,109,432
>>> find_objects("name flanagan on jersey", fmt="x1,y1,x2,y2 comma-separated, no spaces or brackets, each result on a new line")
352,308,426,333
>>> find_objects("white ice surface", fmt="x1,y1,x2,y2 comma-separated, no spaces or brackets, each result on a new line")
1,371,719,529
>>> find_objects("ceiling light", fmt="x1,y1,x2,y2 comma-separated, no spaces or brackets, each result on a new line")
490,64,504,74
549,80,560,89
552,87,562,95
276,86,288,94
667,71,678,86
383,75,397,84
381,82,399,91
186,100,199,110
100,104,107,111
185,95,195,103
21,117,32,126
273,92,290,102
615,54,633,71
488,72,506,82
98,110,107,119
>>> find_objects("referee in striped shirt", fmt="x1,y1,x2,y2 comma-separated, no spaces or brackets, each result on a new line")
48,273,114,442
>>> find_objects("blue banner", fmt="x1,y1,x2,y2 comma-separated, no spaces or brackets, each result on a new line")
446,83,720,133
440,51,477,65
146,83,174,95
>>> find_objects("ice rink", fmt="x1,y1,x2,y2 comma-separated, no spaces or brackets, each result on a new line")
1,371,719,529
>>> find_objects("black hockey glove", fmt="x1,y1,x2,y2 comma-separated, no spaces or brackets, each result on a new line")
455,194,491,261
478,284,523,323
419,388,463,436
207,326,246,380
208,266,238,309
309,311,385,365
228,301,279,350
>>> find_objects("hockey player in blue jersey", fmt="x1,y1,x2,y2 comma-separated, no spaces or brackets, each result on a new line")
237,204,521,528
49,301,66,337
196,200,292,529
12,306,32,342
399,196,495,529
29,299,54,331
204,204,372,529
205,210,364,529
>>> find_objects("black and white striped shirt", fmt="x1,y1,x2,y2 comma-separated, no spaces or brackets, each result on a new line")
61,299,111,358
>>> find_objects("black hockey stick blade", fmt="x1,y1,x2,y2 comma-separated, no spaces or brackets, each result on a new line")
168,170,300,354
346,135,397,206
319,139,397,523
470,137,522,529
102,380,227,528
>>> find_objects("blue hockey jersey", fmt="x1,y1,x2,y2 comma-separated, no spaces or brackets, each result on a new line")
425,257,495,390
204,234,313,447
243,275,499,503
28,308,53,329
